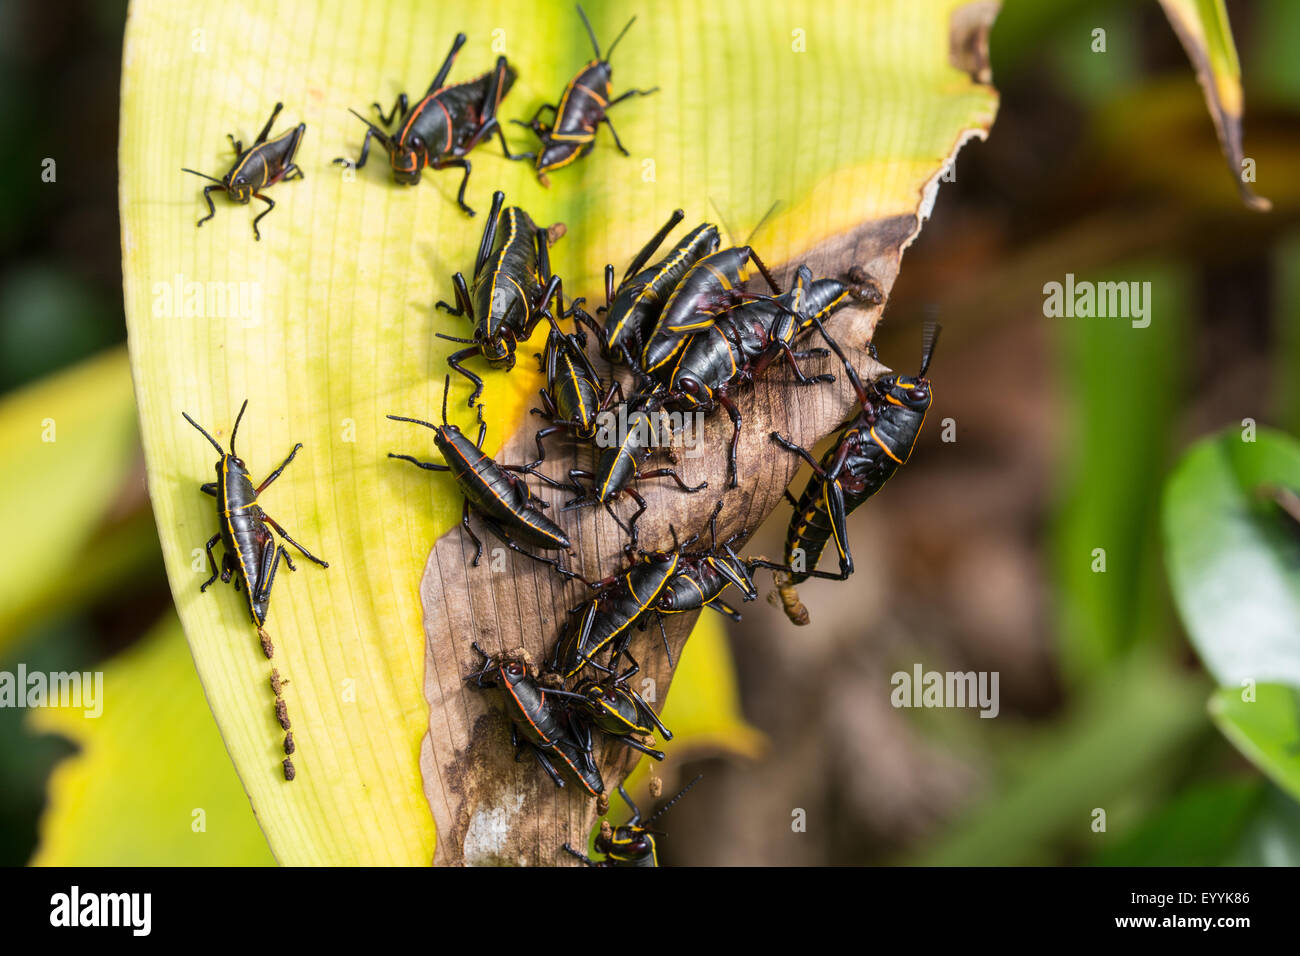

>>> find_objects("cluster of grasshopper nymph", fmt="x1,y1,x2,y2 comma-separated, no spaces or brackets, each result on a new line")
180,8,939,865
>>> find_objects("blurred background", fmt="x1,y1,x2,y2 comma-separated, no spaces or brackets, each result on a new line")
1,0,1297,865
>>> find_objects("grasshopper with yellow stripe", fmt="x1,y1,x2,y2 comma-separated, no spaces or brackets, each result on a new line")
752,324,939,613
512,5,657,186
184,400,328,630
562,776,702,867
435,190,570,409
182,102,305,241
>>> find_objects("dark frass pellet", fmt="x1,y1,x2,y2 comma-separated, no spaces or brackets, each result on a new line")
182,401,327,782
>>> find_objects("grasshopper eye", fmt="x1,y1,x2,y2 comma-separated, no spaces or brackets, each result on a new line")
409,135,424,151
908,386,928,402
504,661,524,679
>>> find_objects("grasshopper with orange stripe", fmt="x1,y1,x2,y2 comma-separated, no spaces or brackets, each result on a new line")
512,5,657,186
387,376,585,584
752,324,939,611
466,643,604,796
335,33,525,215
182,102,305,241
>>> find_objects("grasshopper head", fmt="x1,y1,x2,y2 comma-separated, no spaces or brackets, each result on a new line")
225,172,253,203
389,142,423,184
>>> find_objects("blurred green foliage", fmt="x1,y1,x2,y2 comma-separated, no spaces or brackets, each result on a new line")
1053,262,1187,680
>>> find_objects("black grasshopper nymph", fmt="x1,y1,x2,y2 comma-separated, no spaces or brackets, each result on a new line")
655,501,758,621
528,305,624,468
336,32,526,215
752,324,939,616
387,376,584,584
182,102,305,241
550,544,681,680
184,400,328,629
597,211,721,368
663,264,882,487
562,775,702,867
571,652,671,761
435,190,571,409
562,388,707,547
466,643,604,796
512,5,657,185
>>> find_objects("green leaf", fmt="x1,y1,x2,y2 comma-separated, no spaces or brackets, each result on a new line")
1052,262,1188,680
29,614,275,866
910,652,1209,866
1090,777,1264,866
1210,683,1300,803
1225,783,1300,865
1162,426,1300,689
120,0,998,863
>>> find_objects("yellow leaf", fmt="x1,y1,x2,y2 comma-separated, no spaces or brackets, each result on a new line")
120,0,998,864
0,349,137,654
29,614,275,866
653,612,765,759
1158,0,1271,211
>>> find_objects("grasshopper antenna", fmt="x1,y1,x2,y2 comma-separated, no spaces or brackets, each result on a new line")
229,400,249,458
577,5,602,58
180,168,223,184
347,109,392,147
919,321,942,377
646,773,704,826
604,14,638,60
386,414,439,431
744,200,781,246
708,197,738,247
181,412,226,456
